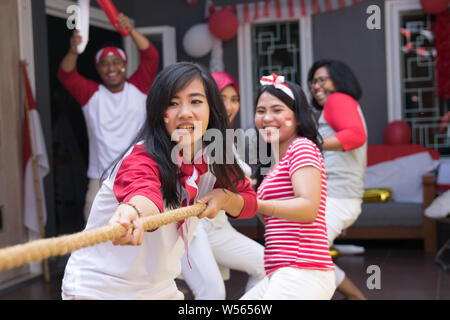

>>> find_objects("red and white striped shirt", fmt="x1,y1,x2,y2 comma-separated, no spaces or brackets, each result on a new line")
257,137,334,275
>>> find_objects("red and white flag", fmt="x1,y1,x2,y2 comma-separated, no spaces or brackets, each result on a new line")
22,63,49,233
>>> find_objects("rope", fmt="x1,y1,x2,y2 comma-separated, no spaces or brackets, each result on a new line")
0,203,206,272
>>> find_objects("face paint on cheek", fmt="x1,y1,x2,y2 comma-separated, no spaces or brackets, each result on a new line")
164,112,169,124
285,117,293,127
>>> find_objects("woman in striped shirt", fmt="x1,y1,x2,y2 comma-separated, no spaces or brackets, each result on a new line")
241,74,335,300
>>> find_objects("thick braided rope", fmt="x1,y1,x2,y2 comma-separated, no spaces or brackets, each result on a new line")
0,203,206,272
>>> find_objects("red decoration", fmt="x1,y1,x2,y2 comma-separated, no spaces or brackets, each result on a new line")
420,0,449,14
383,121,412,145
208,8,239,41
186,0,199,6
96,0,129,36
439,111,450,132
433,11,450,99
367,144,440,167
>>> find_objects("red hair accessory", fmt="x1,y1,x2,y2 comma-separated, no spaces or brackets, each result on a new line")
260,73,294,99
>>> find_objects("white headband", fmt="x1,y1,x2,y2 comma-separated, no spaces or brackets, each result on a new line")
260,73,295,100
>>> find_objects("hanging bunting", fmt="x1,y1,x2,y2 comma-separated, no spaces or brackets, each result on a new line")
204,0,370,73
204,0,216,19
205,0,368,23
401,28,411,40
400,27,437,58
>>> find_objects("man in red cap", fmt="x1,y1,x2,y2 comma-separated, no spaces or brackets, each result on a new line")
58,13,159,221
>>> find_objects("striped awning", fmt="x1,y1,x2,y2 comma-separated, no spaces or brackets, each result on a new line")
206,0,367,23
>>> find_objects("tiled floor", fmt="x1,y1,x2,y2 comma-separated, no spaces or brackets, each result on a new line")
332,242,450,300
0,240,449,300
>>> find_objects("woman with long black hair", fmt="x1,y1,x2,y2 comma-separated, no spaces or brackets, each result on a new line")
61,62,257,300
179,72,265,300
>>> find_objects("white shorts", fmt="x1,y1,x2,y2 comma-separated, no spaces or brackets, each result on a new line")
325,197,362,286
240,267,336,300
326,197,362,246
181,220,265,300
61,290,184,300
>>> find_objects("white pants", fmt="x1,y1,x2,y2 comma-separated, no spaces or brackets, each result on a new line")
62,290,184,300
325,197,362,287
83,179,101,222
181,220,265,300
240,267,335,300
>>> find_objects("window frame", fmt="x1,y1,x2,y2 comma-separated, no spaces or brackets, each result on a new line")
124,26,176,77
385,0,423,122
237,15,313,130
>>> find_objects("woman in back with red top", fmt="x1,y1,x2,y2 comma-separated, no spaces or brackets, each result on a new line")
308,60,367,300
241,74,335,300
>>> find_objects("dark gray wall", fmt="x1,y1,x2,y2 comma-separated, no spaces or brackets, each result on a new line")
311,0,387,144
121,0,230,69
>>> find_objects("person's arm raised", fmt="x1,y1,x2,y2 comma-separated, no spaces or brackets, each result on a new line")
60,30,81,72
117,13,149,50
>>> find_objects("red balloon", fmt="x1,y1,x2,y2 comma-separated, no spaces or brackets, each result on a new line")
420,0,449,14
208,9,239,41
383,121,412,145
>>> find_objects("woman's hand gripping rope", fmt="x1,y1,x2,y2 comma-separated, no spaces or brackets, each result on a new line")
0,203,207,272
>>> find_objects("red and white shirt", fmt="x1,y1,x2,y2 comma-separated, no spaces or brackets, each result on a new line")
318,92,367,198
58,45,159,179
257,137,334,275
62,142,257,299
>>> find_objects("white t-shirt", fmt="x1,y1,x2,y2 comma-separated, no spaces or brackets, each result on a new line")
61,143,257,299
61,144,207,299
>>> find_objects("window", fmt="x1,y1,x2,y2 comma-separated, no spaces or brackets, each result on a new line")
400,12,449,155
252,21,301,99
386,0,449,156
238,16,312,130
124,26,176,76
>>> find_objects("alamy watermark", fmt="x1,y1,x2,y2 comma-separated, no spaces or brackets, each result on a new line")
170,124,277,176
366,265,381,290
66,5,80,30
366,5,381,30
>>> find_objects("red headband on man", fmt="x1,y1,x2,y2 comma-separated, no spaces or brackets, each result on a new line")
95,46,128,64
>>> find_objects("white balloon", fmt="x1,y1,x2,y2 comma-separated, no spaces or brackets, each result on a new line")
183,23,215,58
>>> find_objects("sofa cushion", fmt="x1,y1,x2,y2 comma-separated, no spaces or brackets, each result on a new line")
365,151,439,203
352,201,423,227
